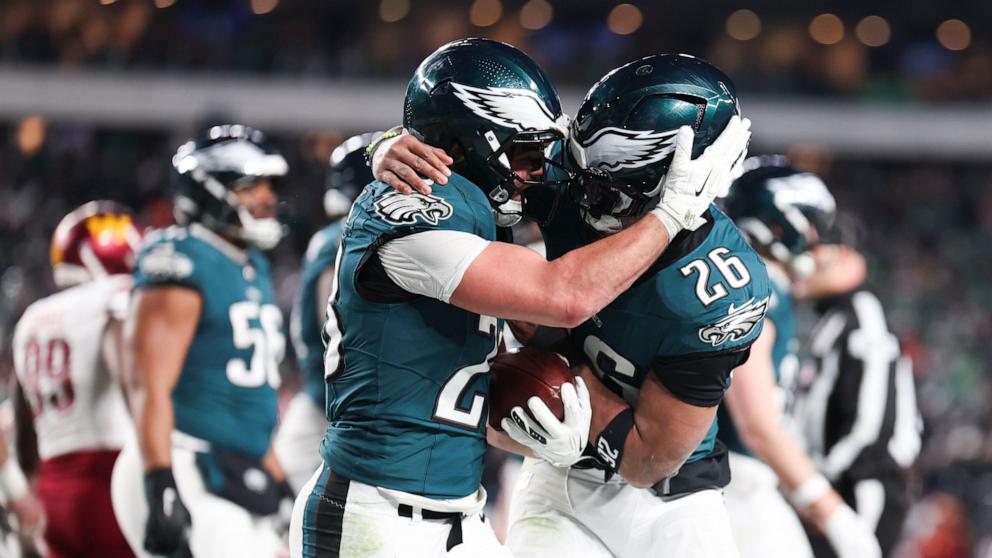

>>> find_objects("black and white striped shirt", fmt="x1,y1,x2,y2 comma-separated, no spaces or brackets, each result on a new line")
798,290,922,483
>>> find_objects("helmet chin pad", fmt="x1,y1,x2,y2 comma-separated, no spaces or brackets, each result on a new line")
236,206,283,250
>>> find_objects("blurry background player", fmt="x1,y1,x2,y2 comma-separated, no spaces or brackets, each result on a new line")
719,158,881,558
11,201,140,558
111,125,289,558
275,132,379,494
792,213,922,557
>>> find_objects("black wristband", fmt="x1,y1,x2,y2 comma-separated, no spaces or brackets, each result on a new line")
593,407,635,476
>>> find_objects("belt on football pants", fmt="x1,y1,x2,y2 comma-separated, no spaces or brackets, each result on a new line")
397,504,464,551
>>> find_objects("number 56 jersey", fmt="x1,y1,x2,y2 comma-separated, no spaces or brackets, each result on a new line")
321,179,501,500
133,224,285,459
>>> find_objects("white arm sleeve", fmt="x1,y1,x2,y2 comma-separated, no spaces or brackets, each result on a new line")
377,230,491,303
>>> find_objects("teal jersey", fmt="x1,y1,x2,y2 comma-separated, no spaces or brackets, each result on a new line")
718,267,799,456
542,198,771,465
321,176,502,499
290,221,343,407
133,225,284,459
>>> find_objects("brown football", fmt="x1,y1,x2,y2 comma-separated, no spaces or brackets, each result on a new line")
488,347,574,431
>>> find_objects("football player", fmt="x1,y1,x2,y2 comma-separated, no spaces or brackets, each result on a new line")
372,54,763,557
792,215,921,558
290,40,749,558
111,125,289,558
11,200,140,558
274,132,380,494
719,158,881,558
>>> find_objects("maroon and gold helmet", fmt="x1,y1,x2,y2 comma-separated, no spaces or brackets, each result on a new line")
50,200,143,288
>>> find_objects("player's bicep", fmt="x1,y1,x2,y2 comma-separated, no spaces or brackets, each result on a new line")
452,241,573,325
126,286,202,393
723,324,781,437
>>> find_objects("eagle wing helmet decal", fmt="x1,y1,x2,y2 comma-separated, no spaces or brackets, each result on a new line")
374,192,454,226
570,127,679,173
450,82,569,136
699,296,769,347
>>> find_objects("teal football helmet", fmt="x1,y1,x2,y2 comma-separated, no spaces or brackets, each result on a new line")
325,132,380,218
722,155,837,276
172,124,288,249
403,38,570,227
569,54,741,233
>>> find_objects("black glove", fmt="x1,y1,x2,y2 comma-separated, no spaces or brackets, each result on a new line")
144,468,193,557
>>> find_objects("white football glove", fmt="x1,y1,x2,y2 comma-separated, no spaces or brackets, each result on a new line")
650,115,752,238
500,378,591,468
824,504,882,558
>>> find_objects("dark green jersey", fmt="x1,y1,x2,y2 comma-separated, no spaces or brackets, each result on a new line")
133,225,283,459
717,269,799,456
542,197,771,466
290,221,343,407
321,176,502,499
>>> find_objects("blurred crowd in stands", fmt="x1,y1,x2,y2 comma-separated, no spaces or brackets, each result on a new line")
0,0,990,101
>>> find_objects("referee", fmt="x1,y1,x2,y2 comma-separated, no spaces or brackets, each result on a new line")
793,223,923,557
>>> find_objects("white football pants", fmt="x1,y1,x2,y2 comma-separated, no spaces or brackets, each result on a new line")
273,393,329,494
110,432,286,558
289,463,511,558
507,457,740,558
723,451,814,558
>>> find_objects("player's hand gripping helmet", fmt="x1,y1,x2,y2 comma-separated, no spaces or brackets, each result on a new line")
570,54,741,233
722,155,837,277
50,200,143,289
172,124,288,249
324,132,381,219
403,38,570,227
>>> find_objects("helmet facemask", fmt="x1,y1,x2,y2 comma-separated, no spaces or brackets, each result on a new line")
173,131,288,250
483,129,570,227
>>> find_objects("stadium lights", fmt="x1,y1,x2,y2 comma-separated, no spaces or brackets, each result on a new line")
855,16,890,47
154,0,177,8
250,0,278,15
379,0,410,23
520,0,553,31
725,9,761,41
607,3,643,36
936,19,971,51
470,0,503,28
809,13,844,45
98,0,117,5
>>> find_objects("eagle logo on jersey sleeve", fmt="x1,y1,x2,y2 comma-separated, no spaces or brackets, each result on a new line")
451,82,569,136
569,127,678,172
698,296,769,347
374,192,454,226
138,242,194,280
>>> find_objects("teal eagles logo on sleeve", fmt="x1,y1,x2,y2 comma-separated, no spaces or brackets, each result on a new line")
374,192,454,226
699,296,769,347
138,242,194,280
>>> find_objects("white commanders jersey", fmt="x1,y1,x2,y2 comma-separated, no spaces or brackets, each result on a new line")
12,275,134,460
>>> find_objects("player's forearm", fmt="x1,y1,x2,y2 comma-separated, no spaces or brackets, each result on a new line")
486,426,534,458
619,417,700,488
546,214,671,326
743,418,822,493
137,388,175,470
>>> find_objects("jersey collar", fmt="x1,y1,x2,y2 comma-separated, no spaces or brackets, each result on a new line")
190,223,249,265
